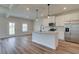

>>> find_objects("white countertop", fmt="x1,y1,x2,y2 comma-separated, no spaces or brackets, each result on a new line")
33,31,58,35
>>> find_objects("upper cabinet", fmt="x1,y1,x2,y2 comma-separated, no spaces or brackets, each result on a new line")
64,12,79,22
56,11,79,26
56,16,64,26
42,16,56,26
49,16,56,23
68,12,79,21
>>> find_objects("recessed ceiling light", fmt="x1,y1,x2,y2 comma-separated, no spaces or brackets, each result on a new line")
26,8,30,11
64,7,67,10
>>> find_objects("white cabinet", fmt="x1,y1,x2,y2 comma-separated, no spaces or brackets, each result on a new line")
64,14,70,22
56,16,64,26
69,12,79,21
43,16,56,26
49,16,56,23
64,13,79,22
56,12,79,26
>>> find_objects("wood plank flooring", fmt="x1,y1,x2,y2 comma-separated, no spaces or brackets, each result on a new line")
0,35,79,54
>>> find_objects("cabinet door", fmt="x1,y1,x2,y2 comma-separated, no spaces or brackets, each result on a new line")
71,23,79,43
56,16,64,26
49,16,56,23
43,16,56,26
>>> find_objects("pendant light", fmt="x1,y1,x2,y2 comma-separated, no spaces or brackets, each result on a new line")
48,4,56,31
48,4,50,18
35,9,39,21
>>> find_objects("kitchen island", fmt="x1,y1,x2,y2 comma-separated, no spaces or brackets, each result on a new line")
32,31,58,49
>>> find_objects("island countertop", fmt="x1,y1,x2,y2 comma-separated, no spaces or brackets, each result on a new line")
32,31,58,49
33,31,58,34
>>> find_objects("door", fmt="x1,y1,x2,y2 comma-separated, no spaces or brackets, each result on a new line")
65,23,71,42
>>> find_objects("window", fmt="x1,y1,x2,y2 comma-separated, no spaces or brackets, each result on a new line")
22,24,28,32
9,22,15,35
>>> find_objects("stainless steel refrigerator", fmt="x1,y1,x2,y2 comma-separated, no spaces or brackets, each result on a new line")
65,20,79,44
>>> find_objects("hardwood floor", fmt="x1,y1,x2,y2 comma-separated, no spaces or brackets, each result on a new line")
0,35,79,54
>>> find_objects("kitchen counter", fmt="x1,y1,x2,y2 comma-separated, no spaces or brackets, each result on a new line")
32,31,58,49
34,31,58,34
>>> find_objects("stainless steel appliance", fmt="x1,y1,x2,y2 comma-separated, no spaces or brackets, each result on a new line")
65,20,79,44
49,23,55,27
49,23,56,31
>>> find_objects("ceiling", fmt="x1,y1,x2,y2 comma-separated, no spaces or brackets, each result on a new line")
0,4,79,20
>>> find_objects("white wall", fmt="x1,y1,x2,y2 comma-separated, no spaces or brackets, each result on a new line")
0,16,33,37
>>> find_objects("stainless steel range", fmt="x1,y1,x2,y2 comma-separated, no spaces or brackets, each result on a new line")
65,20,79,44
